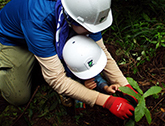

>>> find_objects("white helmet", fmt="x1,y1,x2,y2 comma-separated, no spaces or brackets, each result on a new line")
61,0,113,33
62,35,107,80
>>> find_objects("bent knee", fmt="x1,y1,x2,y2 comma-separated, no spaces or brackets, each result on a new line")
1,89,31,106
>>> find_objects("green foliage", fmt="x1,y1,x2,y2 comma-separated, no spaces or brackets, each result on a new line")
143,86,163,98
134,97,146,122
127,77,143,95
104,0,165,74
119,77,162,125
125,119,135,126
21,85,67,125
0,105,19,125
0,0,10,9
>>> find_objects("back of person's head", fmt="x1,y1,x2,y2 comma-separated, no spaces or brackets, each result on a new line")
61,0,113,33
62,35,107,79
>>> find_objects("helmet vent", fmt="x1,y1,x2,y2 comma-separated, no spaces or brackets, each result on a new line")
77,16,85,23
72,41,75,44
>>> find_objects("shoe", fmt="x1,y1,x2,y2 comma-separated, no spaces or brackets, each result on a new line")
0,95,9,114
59,94,76,116
59,94,73,107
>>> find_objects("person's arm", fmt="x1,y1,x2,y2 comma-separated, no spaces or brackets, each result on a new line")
96,38,128,86
96,93,109,106
35,54,135,119
35,54,109,107
96,38,138,104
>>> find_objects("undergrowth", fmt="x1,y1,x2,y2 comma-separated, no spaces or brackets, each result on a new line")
0,0,165,126
103,0,165,75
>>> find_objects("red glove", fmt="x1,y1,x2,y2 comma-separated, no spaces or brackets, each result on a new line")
103,96,135,120
123,84,138,103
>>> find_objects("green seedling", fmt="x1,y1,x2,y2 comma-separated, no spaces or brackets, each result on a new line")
119,77,162,125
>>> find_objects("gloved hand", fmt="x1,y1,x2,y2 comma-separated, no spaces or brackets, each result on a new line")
123,84,138,105
103,96,135,120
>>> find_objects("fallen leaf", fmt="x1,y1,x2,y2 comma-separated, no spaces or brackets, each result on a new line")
161,108,165,112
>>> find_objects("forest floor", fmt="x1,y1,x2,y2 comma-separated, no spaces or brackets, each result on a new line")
0,41,165,126
0,0,165,125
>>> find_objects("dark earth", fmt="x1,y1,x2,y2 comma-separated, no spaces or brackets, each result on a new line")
0,40,165,126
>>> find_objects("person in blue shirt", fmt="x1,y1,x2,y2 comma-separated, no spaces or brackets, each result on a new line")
0,0,137,120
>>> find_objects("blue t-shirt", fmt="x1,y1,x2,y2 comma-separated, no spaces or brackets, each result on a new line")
0,0,102,57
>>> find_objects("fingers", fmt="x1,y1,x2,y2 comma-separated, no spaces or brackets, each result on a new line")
105,86,115,94
121,117,125,120
124,103,135,119
84,78,96,89
128,104,135,112
123,114,129,119
113,84,121,91
122,103,135,120
104,96,135,120
87,83,97,89
106,84,121,94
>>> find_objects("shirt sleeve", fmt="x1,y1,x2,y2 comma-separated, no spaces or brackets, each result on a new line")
89,32,102,41
96,38,129,86
35,54,99,107
21,17,56,57
94,74,107,88
94,74,108,93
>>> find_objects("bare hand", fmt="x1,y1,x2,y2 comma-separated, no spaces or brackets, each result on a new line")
84,78,97,89
104,84,121,94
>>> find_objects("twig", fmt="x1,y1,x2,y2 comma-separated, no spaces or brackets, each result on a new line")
11,85,40,126
160,117,165,123
151,97,164,112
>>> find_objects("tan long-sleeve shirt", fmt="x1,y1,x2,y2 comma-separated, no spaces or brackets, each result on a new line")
35,38,128,107
96,38,128,86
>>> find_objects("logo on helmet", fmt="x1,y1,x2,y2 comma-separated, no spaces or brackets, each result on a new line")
88,60,94,67
99,16,106,23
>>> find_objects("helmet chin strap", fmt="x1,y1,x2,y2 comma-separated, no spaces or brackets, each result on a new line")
62,7,73,27
62,8,90,35
63,7,80,27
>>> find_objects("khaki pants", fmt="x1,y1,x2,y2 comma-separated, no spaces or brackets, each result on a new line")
0,43,36,106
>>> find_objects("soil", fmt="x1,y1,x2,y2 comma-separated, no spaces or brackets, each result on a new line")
0,41,165,126
32,43,165,126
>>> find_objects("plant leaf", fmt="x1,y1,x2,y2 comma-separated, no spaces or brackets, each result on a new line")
38,108,49,117
143,86,162,98
145,107,152,124
156,42,160,49
161,43,165,47
50,101,58,111
119,86,140,100
127,77,143,94
125,119,135,126
135,97,146,122
142,13,150,21
28,109,33,119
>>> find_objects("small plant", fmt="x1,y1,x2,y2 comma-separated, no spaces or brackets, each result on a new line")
119,77,162,125
106,0,165,75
